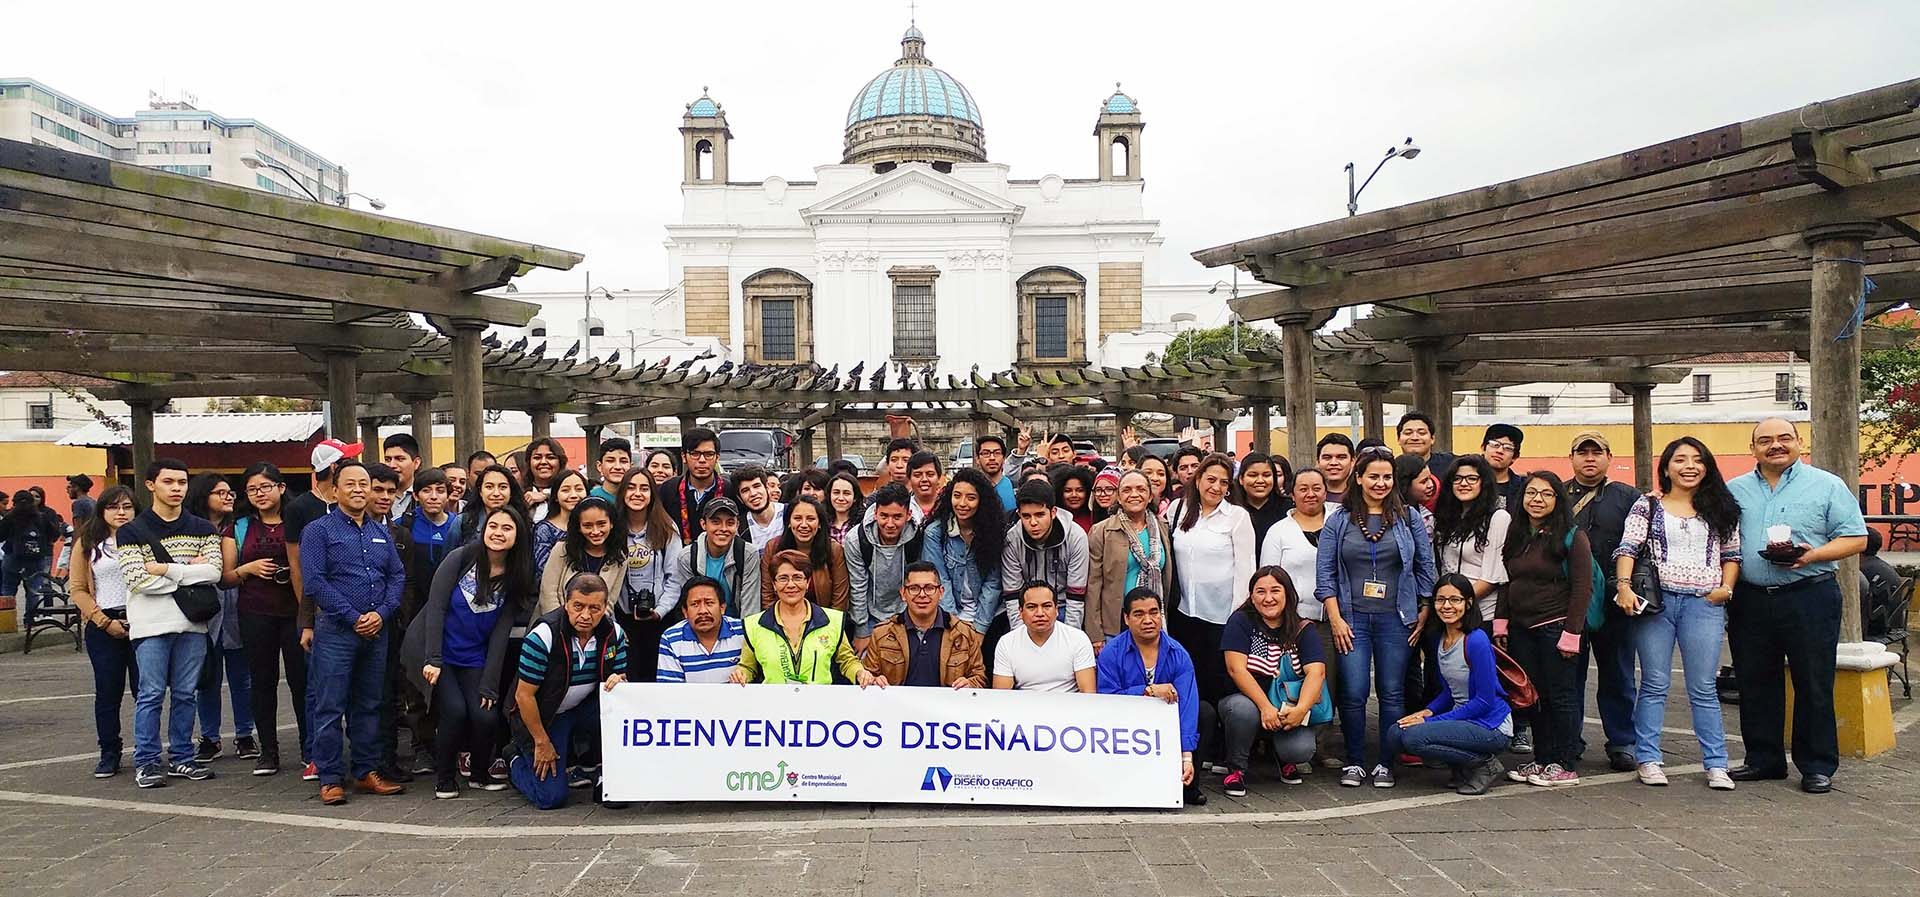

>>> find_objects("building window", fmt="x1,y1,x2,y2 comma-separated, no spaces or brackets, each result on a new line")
887,266,940,360
1529,395,1552,415
741,269,813,364
760,299,796,361
1693,374,1711,403
1775,372,1793,403
1609,384,1628,405
27,403,53,430
1476,388,1497,414
1016,266,1088,366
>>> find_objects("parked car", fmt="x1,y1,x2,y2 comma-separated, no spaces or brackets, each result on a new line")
815,454,867,473
951,439,975,467
719,428,796,474
1139,438,1182,461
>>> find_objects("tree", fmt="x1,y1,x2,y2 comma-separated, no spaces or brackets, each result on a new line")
1159,323,1280,367
1860,320,1920,468
224,396,317,413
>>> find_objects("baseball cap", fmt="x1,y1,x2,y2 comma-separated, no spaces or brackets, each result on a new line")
702,496,741,520
1569,430,1611,453
310,438,363,472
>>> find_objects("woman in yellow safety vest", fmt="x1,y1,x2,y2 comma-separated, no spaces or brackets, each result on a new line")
731,549,886,687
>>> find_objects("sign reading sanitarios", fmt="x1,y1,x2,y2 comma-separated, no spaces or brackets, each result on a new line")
600,683,1182,808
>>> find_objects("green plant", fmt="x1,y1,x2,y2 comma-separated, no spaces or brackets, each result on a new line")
1160,323,1279,366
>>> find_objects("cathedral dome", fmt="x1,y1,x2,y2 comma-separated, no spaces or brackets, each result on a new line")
842,26,986,168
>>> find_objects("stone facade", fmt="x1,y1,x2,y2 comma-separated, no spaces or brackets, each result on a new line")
682,266,731,341
1098,262,1143,340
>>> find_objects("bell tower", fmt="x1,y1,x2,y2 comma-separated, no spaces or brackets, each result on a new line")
680,88,731,185
1095,83,1143,182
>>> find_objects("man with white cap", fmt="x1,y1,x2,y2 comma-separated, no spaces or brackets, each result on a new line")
1564,429,1643,772
284,438,360,780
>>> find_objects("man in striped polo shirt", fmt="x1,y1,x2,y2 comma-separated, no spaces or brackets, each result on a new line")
657,576,746,684
508,573,627,810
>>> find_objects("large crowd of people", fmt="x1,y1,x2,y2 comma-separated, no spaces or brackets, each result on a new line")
46,413,1874,810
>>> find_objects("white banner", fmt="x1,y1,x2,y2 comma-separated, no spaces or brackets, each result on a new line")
600,683,1182,808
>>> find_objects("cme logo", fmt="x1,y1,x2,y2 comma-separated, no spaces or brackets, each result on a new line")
725,760,796,792
922,766,953,791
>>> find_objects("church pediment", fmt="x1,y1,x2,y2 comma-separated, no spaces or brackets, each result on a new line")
801,164,1023,225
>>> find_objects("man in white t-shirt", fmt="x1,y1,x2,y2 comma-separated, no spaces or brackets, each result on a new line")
991,581,1096,693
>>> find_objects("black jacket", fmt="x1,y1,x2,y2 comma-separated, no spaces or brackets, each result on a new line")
506,607,622,741
1568,478,1641,592
657,475,737,543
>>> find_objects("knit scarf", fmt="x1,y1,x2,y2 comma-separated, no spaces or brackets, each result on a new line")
1122,513,1163,590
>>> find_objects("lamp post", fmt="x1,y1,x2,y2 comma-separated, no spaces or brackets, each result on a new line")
1206,267,1243,354
240,155,385,209
1345,137,1420,217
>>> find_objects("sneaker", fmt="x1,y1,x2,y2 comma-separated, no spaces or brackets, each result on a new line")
470,773,509,792
1457,758,1503,796
382,765,415,784
234,736,261,760
1398,753,1425,768
458,752,471,778
301,761,319,782
412,755,436,777
1507,762,1542,783
1608,749,1636,772
1510,730,1533,755
1278,763,1304,785
1371,764,1396,789
93,752,121,779
1339,765,1368,787
489,757,508,779
1637,762,1669,786
253,752,280,777
568,766,598,789
1182,784,1208,806
167,761,215,781
1528,763,1579,787
134,764,168,789
1222,769,1247,797
1705,768,1736,791
194,738,221,763
434,776,460,800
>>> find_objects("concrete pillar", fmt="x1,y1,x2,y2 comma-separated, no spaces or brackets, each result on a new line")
529,406,553,442
1251,402,1272,456
129,399,156,506
1211,419,1230,455
824,417,844,463
798,428,816,469
450,320,486,465
324,349,359,440
1359,383,1389,443
407,396,434,467
1808,222,1877,643
358,418,381,455
1626,382,1655,492
1279,314,1316,469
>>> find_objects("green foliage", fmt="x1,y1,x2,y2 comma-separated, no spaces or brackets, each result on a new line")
1160,323,1280,367
1860,319,1920,469
225,396,317,414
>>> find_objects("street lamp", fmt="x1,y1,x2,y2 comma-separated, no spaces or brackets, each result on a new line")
240,155,386,209
1345,137,1420,217
1207,267,1243,354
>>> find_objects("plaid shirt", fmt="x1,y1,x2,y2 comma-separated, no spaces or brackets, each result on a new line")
298,507,406,627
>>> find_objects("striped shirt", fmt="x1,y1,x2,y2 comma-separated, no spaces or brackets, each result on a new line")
518,620,627,714
656,616,747,684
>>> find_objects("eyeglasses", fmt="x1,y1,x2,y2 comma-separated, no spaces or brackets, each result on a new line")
1451,475,1481,485
903,584,940,595
1432,595,1468,606
975,448,1004,457
1523,489,1557,499
773,573,809,584
244,484,281,495
1093,485,1118,494
685,450,719,460
1484,440,1517,453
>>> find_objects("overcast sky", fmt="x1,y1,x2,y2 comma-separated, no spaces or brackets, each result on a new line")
12,1,1918,295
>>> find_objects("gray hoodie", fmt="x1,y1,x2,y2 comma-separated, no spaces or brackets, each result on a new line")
1000,507,1089,629
672,533,763,618
846,516,923,637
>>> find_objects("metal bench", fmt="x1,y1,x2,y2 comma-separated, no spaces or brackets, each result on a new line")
21,570,81,654
1870,577,1912,699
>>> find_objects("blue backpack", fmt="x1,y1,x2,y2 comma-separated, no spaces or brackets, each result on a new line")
1562,530,1608,633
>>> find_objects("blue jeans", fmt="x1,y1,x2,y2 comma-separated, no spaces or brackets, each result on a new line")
1401,718,1511,766
309,616,388,786
1578,613,1639,756
511,698,599,810
84,621,139,755
4,554,50,626
1335,610,1413,769
132,632,206,768
197,643,254,741
1632,590,1729,769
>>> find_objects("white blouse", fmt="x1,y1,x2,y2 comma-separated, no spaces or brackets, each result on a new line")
1170,500,1255,625
1259,514,1327,621
1435,508,1512,620
89,538,130,611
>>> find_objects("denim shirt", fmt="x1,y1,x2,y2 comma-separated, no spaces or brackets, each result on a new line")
1315,505,1436,627
1728,461,1867,587
298,507,406,628
921,517,1000,634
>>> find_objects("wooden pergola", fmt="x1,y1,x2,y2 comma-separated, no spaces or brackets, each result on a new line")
0,137,581,488
1194,78,1920,641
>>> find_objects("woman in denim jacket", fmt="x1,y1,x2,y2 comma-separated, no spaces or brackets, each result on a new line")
921,468,1006,636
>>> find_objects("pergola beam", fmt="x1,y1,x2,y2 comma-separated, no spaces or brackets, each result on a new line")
0,296,423,350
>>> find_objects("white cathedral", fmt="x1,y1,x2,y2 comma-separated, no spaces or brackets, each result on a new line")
660,25,1217,375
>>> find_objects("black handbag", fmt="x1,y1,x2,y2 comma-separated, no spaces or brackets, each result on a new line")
148,532,221,624
1629,498,1665,616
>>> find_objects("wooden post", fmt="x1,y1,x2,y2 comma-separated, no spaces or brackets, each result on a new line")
1111,409,1133,454
450,320,486,465
1434,364,1457,453
529,406,553,442
1359,383,1389,443
129,399,156,506
1279,313,1316,469
583,424,603,472
1409,337,1442,432
1211,419,1230,455
1627,382,1656,491
1808,222,1877,643
678,414,700,439
973,415,994,441
358,418,381,455
1251,402,1272,456
325,349,359,440
824,416,844,463
407,395,434,466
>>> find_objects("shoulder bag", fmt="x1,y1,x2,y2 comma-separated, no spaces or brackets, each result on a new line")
1493,642,1537,710
1266,638,1335,725
1630,498,1666,615
149,534,220,624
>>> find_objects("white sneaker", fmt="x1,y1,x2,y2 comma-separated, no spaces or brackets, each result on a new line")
1704,768,1736,791
1637,762,1668,786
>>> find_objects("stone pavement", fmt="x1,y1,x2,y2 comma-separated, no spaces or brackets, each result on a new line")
1,647,1915,896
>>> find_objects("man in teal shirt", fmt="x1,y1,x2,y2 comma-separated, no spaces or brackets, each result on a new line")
671,496,761,618
1724,417,1866,794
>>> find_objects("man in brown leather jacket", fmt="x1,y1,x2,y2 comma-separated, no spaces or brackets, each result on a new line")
866,562,986,688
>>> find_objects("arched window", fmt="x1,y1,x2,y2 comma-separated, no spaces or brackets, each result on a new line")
1110,136,1130,179
695,139,714,181
742,269,813,363
1016,266,1087,367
